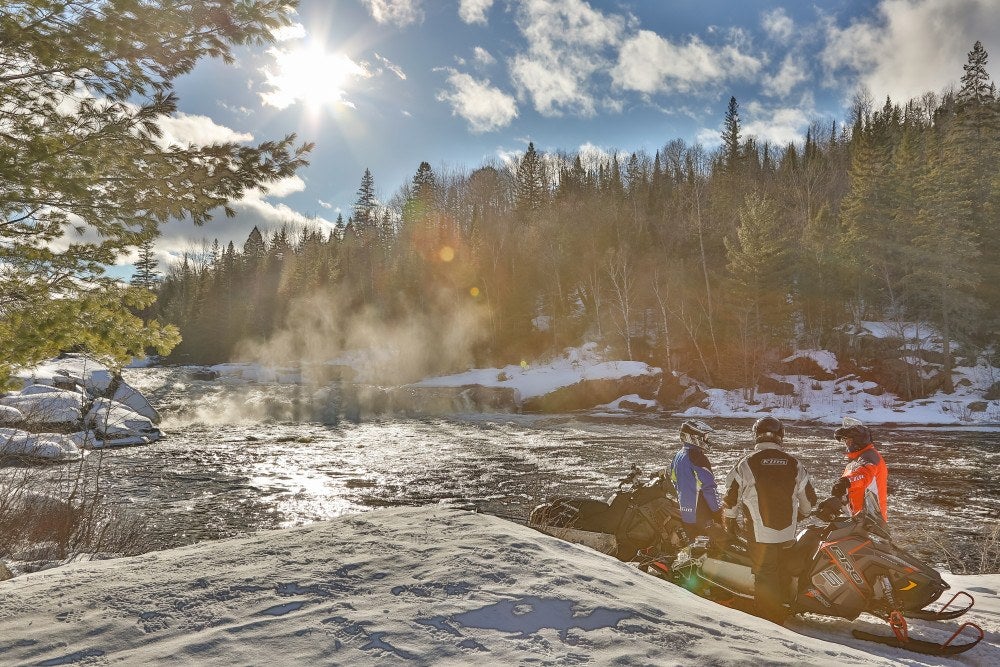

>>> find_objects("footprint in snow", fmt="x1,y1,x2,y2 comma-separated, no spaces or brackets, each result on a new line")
259,601,307,616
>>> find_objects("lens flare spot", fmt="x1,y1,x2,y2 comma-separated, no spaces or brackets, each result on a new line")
439,246,455,262
470,286,480,297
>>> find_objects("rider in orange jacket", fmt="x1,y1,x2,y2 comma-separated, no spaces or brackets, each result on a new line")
831,422,888,521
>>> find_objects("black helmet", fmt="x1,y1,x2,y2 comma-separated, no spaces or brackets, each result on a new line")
680,420,714,450
834,424,872,451
752,416,783,444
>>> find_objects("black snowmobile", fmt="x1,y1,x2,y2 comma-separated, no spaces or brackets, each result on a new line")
528,465,687,562
645,499,984,656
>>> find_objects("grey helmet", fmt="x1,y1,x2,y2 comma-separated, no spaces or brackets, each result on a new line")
680,420,714,450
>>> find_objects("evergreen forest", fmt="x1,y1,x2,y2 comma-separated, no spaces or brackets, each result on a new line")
149,43,1000,391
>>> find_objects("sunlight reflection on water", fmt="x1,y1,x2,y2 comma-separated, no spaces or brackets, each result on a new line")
24,368,999,569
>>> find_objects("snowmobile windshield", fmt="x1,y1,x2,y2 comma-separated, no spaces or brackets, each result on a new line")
860,499,891,540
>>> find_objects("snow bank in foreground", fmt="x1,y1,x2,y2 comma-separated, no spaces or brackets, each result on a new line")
1,507,995,665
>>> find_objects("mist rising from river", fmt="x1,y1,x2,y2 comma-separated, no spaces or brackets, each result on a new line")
232,288,489,386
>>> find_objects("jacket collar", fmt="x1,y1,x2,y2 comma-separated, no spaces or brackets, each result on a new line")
754,441,784,453
846,443,875,460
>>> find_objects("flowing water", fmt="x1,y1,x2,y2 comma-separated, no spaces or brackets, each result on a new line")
21,368,1000,570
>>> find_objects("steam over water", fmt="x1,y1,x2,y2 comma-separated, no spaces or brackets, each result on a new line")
31,368,1000,569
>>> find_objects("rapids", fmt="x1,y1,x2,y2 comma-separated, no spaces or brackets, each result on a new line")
18,367,1000,571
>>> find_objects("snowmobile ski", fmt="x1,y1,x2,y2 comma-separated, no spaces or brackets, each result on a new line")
851,614,985,657
906,590,975,621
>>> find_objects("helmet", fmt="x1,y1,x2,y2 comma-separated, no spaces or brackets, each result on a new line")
834,424,872,451
680,420,714,449
752,416,783,444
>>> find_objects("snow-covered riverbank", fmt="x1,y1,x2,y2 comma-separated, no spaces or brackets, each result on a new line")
1,506,995,665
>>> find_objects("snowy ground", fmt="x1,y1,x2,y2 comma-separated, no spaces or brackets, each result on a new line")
0,506,996,666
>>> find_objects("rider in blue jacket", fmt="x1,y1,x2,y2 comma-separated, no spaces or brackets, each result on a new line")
665,420,723,537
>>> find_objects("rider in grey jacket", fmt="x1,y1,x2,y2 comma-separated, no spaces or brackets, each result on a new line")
722,416,816,624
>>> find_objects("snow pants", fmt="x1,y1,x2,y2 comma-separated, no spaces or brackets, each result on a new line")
749,541,791,624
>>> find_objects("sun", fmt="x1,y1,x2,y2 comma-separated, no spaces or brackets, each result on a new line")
262,43,367,111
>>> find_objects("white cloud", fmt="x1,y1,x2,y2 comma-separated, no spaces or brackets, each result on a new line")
156,113,253,147
318,200,334,209
762,8,794,41
473,46,496,65
459,0,495,25
271,22,307,42
611,30,762,94
695,98,815,148
154,178,336,260
510,0,625,116
437,71,518,133
742,99,813,146
375,52,407,80
763,54,808,97
821,0,1000,103
362,0,423,27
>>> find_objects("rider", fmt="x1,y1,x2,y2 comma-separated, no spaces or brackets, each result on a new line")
664,420,723,539
831,420,888,522
722,416,817,625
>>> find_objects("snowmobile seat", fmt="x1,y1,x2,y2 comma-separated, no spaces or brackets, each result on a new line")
783,525,824,577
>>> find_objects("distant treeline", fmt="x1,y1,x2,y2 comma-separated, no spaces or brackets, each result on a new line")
148,43,1000,391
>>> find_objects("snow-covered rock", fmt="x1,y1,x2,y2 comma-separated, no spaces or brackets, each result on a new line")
14,354,113,395
85,398,159,440
413,344,661,413
111,380,160,424
0,404,24,425
0,428,83,462
68,430,157,449
0,388,84,425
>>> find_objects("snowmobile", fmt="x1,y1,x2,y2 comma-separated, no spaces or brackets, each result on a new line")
643,498,984,656
528,465,687,562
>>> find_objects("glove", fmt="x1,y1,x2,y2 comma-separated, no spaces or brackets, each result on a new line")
831,477,849,498
817,496,844,521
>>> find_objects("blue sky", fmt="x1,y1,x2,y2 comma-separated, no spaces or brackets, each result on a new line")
144,0,1000,269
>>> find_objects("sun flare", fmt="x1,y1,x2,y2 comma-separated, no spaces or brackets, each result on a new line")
262,43,367,111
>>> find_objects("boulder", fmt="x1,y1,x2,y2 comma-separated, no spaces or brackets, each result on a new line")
617,397,658,412
776,355,836,380
85,398,158,439
968,401,988,413
757,375,795,396
68,430,158,449
0,389,84,427
111,380,160,424
188,368,220,381
985,382,1000,401
522,373,660,413
0,405,24,425
0,428,83,462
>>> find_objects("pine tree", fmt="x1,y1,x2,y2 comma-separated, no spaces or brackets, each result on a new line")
724,192,793,392
353,168,378,230
0,1,311,383
515,142,546,218
721,96,742,174
243,226,267,260
130,239,161,290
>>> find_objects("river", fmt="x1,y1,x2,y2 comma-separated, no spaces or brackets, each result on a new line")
22,368,1000,572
